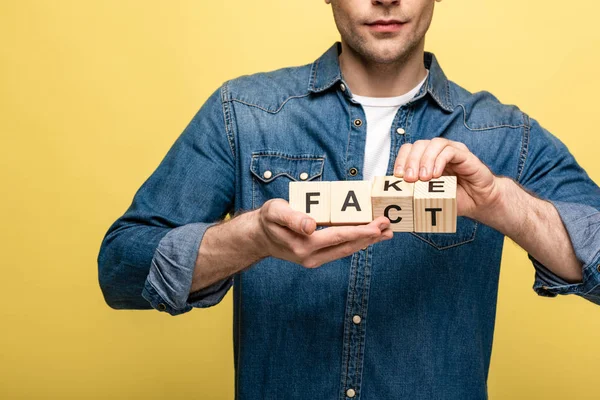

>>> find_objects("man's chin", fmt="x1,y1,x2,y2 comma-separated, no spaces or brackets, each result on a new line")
364,48,411,65
342,37,415,65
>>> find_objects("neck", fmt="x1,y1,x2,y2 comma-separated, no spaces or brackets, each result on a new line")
338,41,428,97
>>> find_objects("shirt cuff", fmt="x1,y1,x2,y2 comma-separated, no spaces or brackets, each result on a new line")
141,221,233,315
530,200,600,305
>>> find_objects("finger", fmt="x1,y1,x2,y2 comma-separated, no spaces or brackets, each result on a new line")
380,227,394,240
403,140,429,182
262,199,316,235
438,143,483,181
448,140,470,153
418,138,449,180
393,143,412,177
432,146,460,178
308,216,390,251
263,216,308,247
301,226,393,268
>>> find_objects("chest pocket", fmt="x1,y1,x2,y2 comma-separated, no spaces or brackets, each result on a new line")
411,217,479,250
250,151,325,209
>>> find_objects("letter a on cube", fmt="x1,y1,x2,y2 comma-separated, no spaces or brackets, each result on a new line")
414,176,457,233
289,181,331,223
330,181,373,224
371,176,414,232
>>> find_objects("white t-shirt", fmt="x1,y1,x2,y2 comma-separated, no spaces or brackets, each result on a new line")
352,72,429,182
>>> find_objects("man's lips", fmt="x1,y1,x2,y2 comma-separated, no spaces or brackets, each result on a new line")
366,20,404,33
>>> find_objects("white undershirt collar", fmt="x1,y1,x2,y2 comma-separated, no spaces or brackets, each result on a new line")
351,71,429,107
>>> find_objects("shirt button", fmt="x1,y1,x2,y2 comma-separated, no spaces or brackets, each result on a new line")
263,170,272,179
340,83,346,92
349,167,358,176
352,315,362,324
396,127,406,135
299,172,309,180
157,303,166,311
353,119,363,127
597,264,600,273
346,388,356,398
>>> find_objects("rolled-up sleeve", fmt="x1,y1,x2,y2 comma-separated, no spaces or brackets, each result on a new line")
98,84,236,315
141,222,234,316
530,201,600,305
517,116,600,305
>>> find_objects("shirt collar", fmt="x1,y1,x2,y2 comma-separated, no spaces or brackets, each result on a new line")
308,42,454,112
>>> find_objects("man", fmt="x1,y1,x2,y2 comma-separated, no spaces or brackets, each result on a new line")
98,0,600,398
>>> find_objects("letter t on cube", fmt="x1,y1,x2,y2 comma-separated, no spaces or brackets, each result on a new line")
414,176,457,233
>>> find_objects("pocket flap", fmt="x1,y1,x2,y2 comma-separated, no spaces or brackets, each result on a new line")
250,152,325,183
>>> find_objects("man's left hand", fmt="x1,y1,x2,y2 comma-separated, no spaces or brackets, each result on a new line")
393,138,501,220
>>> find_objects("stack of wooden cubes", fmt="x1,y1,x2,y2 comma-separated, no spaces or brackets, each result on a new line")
289,176,457,233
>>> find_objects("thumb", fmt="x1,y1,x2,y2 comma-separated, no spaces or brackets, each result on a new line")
267,199,317,235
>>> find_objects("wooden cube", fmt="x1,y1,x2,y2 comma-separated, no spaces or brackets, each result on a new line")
289,181,331,223
413,176,457,233
330,181,373,224
371,176,414,232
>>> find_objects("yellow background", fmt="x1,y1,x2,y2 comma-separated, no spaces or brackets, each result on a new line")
1,0,599,398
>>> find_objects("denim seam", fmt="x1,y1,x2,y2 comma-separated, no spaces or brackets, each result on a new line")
410,221,479,250
344,97,352,180
583,282,600,296
457,104,527,131
355,247,371,398
235,275,242,398
516,112,530,182
535,280,582,291
311,52,342,92
406,104,414,142
314,75,342,93
445,79,451,110
345,265,358,399
147,278,179,311
427,82,453,112
252,173,257,210
250,151,326,160
346,253,360,392
251,171,317,183
220,82,236,159
387,106,405,174
187,278,233,308
230,94,311,114
583,256,600,275
340,252,360,400
308,57,319,91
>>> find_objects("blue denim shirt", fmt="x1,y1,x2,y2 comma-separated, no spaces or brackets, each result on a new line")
98,42,600,399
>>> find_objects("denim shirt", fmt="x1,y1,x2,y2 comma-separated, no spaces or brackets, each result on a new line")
98,42,600,399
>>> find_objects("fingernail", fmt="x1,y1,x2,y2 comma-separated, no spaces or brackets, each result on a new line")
420,167,427,178
406,168,414,179
301,219,310,234
394,166,403,177
433,166,439,176
376,233,393,242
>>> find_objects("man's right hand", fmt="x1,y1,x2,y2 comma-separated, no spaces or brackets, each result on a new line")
191,198,393,292
252,198,393,269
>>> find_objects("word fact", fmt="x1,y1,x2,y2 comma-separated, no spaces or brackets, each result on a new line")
289,176,457,233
